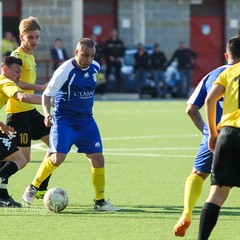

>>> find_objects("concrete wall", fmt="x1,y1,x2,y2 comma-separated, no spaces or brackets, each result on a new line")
118,0,190,59
20,0,240,60
21,0,79,59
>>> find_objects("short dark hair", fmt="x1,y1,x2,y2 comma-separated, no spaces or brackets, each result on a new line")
227,36,240,58
79,38,95,48
1,56,23,68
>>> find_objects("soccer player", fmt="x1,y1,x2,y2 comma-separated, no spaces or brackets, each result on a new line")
198,36,240,239
0,56,42,207
173,42,235,236
23,38,120,212
3,16,51,204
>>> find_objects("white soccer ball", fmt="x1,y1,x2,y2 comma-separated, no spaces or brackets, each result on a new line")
43,187,68,213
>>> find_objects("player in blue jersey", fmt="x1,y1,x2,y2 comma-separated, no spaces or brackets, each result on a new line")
173,53,233,236
22,38,120,212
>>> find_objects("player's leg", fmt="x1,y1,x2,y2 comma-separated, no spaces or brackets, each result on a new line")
30,110,52,198
198,185,229,240
77,119,119,212
174,141,212,237
23,122,73,204
22,152,65,205
0,131,27,207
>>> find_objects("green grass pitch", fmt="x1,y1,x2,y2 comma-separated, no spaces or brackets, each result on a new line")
1,100,240,240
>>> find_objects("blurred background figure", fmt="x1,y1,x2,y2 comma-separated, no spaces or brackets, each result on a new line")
90,33,106,100
50,38,69,71
103,28,125,93
2,31,19,57
150,42,167,98
134,43,149,95
168,41,197,98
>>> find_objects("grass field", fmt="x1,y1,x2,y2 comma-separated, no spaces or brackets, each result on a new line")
1,100,240,240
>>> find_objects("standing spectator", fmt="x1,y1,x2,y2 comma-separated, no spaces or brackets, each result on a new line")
103,29,125,93
168,41,197,98
134,43,149,94
150,42,167,97
2,31,19,57
50,38,69,70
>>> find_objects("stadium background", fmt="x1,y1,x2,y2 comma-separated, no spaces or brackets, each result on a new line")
2,0,240,87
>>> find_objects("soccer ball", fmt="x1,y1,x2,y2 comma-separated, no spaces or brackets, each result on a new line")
43,187,68,213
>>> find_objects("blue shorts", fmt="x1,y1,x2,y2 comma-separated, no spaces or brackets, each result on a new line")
193,135,213,173
49,118,103,154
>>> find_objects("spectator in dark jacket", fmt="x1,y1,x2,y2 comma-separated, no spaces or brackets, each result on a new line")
50,38,69,70
134,43,149,94
150,42,167,97
103,29,125,93
168,41,197,98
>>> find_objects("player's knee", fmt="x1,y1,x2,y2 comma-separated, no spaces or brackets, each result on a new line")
13,150,28,170
51,154,65,166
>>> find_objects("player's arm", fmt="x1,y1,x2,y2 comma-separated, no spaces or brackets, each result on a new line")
42,94,53,127
17,80,49,91
14,91,42,105
205,83,225,152
186,104,204,134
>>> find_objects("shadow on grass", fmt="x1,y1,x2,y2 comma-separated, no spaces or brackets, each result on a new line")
2,204,240,218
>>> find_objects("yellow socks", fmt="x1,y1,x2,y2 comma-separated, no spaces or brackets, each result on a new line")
91,167,105,200
182,174,204,220
32,157,57,188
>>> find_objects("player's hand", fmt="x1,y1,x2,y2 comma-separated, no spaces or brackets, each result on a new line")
0,122,16,138
208,135,218,153
44,114,53,127
39,81,49,91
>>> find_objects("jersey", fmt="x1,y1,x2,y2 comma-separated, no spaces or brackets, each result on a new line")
215,62,240,129
44,58,100,125
0,75,22,110
44,58,102,154
187,64,230,173
187,64,231,135
6,47,37,114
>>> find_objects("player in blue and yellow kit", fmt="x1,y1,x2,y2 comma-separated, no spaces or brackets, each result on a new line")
173,46,234,236
198,36,240,240
0,56,42,207
23,38,119,212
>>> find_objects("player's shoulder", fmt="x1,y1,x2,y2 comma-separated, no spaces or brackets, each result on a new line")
91,60,100,71
11,47,22,58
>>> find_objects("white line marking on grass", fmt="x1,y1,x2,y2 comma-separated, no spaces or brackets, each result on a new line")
102,134,200,141
104,152,195,158
105,147,198,151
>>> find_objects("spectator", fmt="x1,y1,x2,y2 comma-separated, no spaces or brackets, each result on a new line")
50,38,69,70
90,33,106,99
103,29,125,93
168,41,197,98
134,43,149,94
2,31,18,57
150,42,167,97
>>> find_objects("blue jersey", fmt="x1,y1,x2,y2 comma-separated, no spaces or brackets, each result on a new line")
44,58,100,124
188,64,231,173
187,64,231,135
44,58,103,154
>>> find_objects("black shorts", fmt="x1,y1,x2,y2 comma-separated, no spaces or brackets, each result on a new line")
0,131,19,161
211,126,240,187
6,109,50,147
